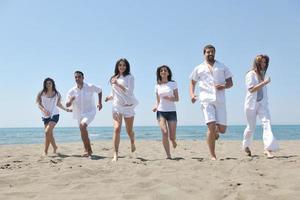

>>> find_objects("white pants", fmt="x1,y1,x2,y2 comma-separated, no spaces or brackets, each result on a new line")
243,102,279,151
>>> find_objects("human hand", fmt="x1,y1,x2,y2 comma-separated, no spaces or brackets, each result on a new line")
43,109,50,117
163,96,174,101
105,96,113,102
264,77,271,85
97,103,103,111
191,95,197,103
215,84,226,90
152,106,157,112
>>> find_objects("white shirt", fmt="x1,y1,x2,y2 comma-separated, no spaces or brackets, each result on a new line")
67,83,102,119
244,70,268,110
41,94,59,118
190,60,232,104
111,74,138,107
155,81,177,112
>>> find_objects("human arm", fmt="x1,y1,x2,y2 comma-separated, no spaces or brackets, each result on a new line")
248,77,270,93
56,94,72,112
36,92,50,116
215,77,233,90
152,93,160,112
97,92,103,111
189,80,197,103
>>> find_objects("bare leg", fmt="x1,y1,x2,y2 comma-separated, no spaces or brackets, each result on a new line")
79,123,92,156
112,112,122,162
207,122,217,160
124,116,136,153
167,121,177,149
159,118,171,159
48,121,58,153
44,124,51,156
215,124,226,140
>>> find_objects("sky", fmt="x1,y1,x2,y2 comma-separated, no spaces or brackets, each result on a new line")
0,0,299,128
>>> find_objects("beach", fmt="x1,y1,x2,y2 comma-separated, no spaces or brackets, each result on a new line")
0,140,299,200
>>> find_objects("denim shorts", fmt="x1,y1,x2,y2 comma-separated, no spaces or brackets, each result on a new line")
156,111,177,122
42,114,60,125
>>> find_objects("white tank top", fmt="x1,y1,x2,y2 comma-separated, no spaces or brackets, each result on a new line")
41,94,59,118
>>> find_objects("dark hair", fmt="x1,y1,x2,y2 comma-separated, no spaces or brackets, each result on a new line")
74,71,84,77
252,54,270,79
41,77,58,95
110,58,131,83
203,44,216,54
156,65,173,84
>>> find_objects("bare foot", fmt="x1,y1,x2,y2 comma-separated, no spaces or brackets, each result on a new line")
211,157,217,161
131,143,136,153
245,147,251,156
112,152,118,162
172,140,177,149
166,156,172,160
264,150,274,159
53,146,58,154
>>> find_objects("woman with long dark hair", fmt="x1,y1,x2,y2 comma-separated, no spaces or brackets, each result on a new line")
152,65,179,159
243,55,279,158
36,78,71,156
105,58,138,162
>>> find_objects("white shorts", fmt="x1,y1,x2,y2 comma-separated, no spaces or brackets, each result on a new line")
112,106,135,118
77,114,95,126
201,102,227,125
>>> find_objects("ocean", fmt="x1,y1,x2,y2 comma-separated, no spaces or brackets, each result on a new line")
0,125,299,145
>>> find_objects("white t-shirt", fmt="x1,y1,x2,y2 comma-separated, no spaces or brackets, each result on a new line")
155,81,177,112
67,83,102,119
111,74,138,108
244,70,268,110
41,93,59,118
189,60,232,104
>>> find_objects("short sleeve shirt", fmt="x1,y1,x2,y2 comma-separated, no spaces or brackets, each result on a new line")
155,81,177,112
190,60,232,104
67,83,102,119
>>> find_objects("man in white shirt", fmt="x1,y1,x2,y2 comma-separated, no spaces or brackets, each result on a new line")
189,45,233,160
66,71,103,157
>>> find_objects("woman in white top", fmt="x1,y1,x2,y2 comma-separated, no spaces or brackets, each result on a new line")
243,55,279,158
152,65,179,159
36,78,71,156
105,58,138,162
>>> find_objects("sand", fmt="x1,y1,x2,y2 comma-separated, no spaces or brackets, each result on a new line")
0,140,299,200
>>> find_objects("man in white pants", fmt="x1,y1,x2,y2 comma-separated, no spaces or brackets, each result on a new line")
189,44,233,160
66,71,102,157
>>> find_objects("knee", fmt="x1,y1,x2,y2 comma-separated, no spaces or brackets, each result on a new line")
161,129,168,137
79,123,87,131
219,127,226,134
114,127,121,134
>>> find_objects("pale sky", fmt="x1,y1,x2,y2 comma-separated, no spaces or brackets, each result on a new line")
0,0,299,127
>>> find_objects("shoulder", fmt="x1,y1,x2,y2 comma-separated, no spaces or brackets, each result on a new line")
169,81,177,87
67,86,77,94
246,70,256,77
215,60,227,68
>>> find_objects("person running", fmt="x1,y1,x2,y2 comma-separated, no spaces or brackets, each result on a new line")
66,71,102,157
36,77,71,156
152,65,179,159
243,54,279,158
189,44,233,160
105,58,138,162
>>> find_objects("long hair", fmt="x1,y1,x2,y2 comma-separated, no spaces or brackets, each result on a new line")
156,65,173,84
110,58,131,83
252,54,269,79
41,77,58,95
